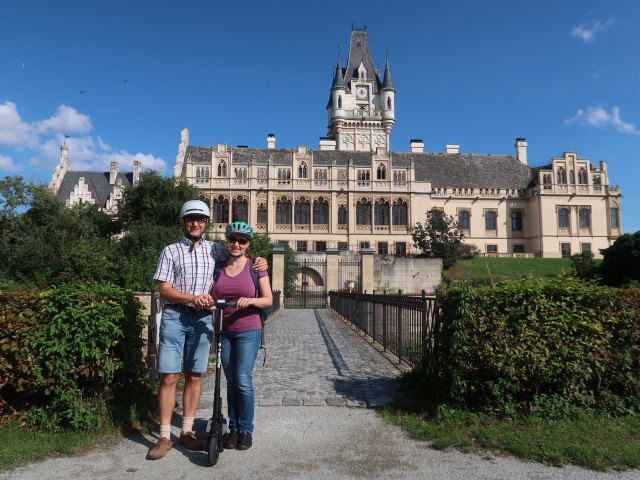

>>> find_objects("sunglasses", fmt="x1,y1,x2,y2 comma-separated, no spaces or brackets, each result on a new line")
227,237,249,245
184,216,208,224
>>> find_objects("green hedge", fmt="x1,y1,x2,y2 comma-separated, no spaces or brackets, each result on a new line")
431,278,640,418
0,284,153,431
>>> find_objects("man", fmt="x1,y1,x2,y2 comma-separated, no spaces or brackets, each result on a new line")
148,200,266,460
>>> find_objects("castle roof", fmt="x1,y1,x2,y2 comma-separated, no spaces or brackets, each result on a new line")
56,171,134,208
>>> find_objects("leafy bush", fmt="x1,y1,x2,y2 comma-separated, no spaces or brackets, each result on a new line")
600,231,640,287
430,277,640,418
0,284,153,431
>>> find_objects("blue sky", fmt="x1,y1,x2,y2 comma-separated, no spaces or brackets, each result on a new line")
1,0,639,233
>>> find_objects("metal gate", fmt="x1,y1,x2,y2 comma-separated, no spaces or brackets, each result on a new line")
284,258,327,308
338,254,361,293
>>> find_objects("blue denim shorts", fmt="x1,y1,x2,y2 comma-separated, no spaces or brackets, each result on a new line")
157,307,213,374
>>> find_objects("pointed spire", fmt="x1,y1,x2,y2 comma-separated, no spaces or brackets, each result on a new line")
381,57,395,91
331,58,345,89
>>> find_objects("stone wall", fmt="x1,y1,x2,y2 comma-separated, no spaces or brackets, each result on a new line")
373,256,442,294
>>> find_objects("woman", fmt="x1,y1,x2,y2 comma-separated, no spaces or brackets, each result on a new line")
212,221,272,451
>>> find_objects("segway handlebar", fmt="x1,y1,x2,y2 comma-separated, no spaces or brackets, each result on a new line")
208,299,237,309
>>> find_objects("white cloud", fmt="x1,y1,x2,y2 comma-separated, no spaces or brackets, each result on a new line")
0,101,37,147
571,18,614,43
0,101,167,178
36,105,92,134
0,155,21,172
565,106,639,135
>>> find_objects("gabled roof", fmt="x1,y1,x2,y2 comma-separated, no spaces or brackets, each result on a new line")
56,171,133,208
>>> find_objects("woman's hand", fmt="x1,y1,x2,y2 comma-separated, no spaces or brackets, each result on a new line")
235,297,254,309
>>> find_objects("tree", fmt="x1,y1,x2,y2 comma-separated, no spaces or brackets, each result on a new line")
248,233,298,295
600,232,640,287
0,176,40,220
0,188,117,287
116,171,202,229
409,209,464,269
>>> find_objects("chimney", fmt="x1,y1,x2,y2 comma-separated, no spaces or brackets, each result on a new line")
515,138,527,165
445,145,459,154
319,137,336,150
133,160,141,185
109,161,119,186
267,133,276,149
409,139,424,153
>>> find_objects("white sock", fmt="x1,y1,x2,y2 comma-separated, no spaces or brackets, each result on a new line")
160,424,171,440
181,416,195,434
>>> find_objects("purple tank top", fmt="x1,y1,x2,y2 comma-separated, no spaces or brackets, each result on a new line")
213,260,268,332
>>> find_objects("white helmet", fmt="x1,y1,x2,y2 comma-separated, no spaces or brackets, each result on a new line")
180,200,210,218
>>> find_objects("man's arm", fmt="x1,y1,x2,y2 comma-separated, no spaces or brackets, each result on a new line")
158,281,212,310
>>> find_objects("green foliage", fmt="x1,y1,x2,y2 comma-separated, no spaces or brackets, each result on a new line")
600,231,640,287
0,284,153,432
246,233,298,294
0,188,117,287
569,251,597,279
430,277,640,418
0,176,42,220
444,257,573,283
116,171,202,229
410,209,464,269
456,243,480,259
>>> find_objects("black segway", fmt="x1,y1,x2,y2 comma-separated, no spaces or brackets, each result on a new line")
205,299,235,466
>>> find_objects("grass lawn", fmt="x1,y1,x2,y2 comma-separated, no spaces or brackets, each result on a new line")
0,419,117,472
380,406,640,471
444,257,576,282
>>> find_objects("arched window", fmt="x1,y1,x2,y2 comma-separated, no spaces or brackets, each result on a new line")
217,160,227,177
374,198,390,225
275,197,292,225
594,176,601,185
557,167,567,184
313,197,329,225
431,209,444,226
511,211,522,231
211,195,229,223
338,95,342,108
387,97,392,109
376,163,386,180
579,208,590,228
294,197,310,224
578,168,587,184
558,207,569,228
298,162,307,179
257,203,267,225
485,210,497,230
392,199,407,226
458,210,470,230
232,196,248,223
356,198,372,225
569,170,575,184
338,205,348,225
543,174,552,189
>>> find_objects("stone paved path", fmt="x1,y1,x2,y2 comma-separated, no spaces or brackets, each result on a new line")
197,307,404,410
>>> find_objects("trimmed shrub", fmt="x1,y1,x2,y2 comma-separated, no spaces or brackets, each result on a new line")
431,277,640,418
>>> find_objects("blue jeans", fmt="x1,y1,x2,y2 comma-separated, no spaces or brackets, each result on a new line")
221,329,261,434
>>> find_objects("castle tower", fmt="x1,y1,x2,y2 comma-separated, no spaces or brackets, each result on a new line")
325,30,395,152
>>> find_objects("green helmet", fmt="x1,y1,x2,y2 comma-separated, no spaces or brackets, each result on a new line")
225,221,254,240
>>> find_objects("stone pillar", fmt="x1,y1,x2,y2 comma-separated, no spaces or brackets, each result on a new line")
360,247,375,294
271,247,285,295
325,248,339,292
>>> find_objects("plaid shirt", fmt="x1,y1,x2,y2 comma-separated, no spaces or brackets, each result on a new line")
153,236,230,306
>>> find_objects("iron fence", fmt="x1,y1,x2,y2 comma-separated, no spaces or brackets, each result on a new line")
329,290,442,368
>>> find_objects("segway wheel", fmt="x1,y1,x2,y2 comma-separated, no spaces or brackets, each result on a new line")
207,435,220,466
